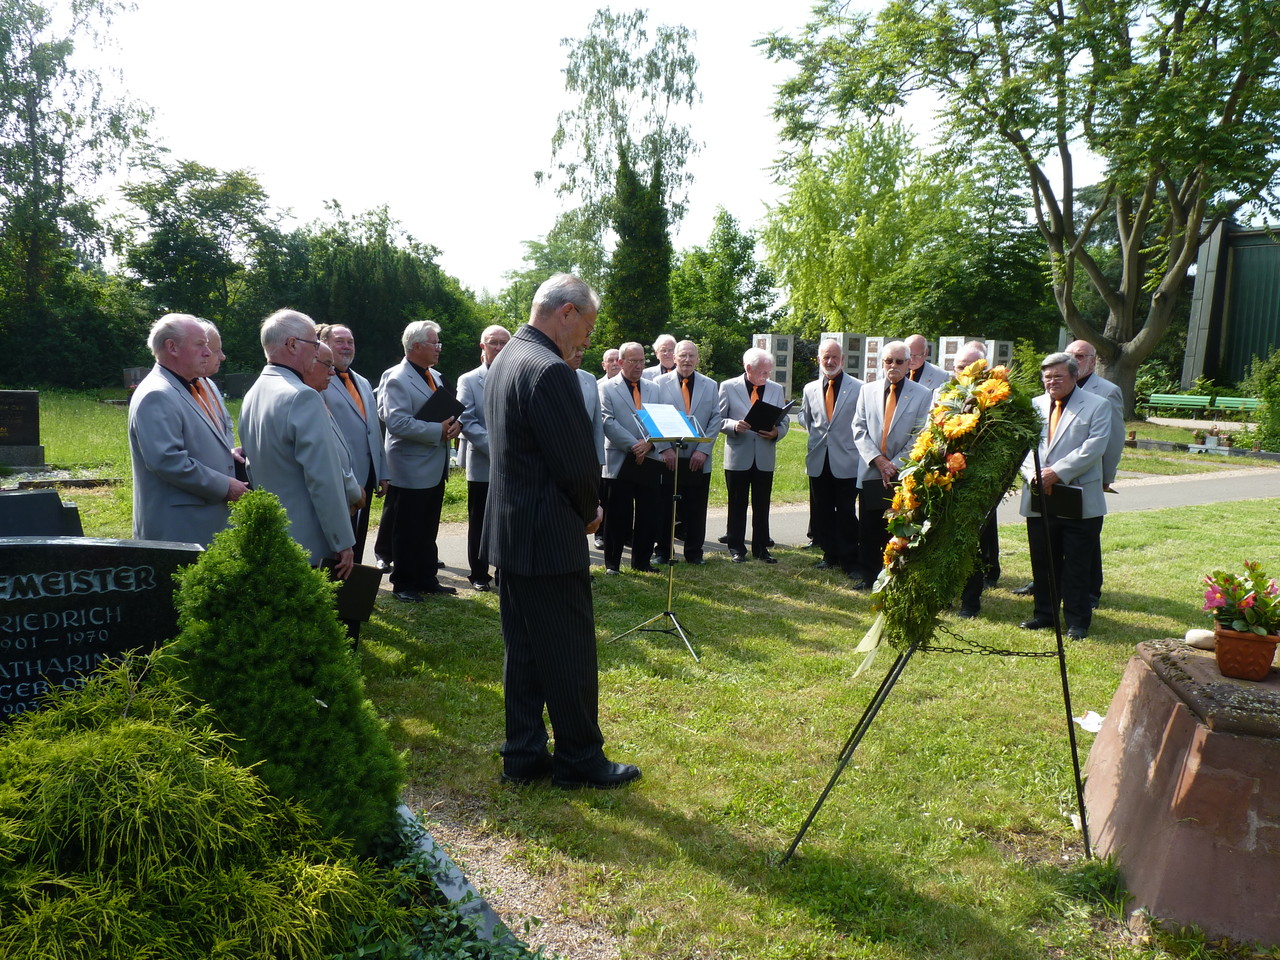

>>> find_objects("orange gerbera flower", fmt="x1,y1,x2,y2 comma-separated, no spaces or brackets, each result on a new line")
942,413,980,440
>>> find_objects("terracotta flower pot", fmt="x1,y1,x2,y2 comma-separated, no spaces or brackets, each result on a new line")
1214,625,1280,681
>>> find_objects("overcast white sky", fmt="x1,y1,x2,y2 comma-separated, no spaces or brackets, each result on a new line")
98,0,876,296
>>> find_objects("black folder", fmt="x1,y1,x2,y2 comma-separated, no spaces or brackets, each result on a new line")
414,387,464,423
320,561,383,622
1041,483,1084,519
744,398,795,433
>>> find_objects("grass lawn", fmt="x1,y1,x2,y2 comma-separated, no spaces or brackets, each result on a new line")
357,500,1280,960
18,390,1280,958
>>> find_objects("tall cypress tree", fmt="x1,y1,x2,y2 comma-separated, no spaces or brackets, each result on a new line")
605,148,673,346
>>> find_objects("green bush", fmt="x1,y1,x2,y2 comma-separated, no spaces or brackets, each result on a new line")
171,491,405,855
1242,349,1280,452
0,654,401,960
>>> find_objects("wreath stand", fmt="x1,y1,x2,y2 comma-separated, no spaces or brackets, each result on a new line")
781,451,1092,864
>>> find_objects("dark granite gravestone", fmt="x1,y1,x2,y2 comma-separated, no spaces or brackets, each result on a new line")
220,372,255,400
0,489,83,537
0,537,202,719
0,390,44,468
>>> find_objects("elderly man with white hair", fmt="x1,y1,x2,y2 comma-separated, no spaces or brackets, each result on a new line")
905,334,949,391
239,309,357,578
128,314,248,546
717,346,789,563
642,333,677,381
850,339,931,587
378,320,462,601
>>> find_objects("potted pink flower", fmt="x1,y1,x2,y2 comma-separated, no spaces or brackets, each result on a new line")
1202,561,1280,680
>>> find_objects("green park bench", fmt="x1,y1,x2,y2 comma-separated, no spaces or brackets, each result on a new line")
1146,393,1212,414
1212,396,1262,416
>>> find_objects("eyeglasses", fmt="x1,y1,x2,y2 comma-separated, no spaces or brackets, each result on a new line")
292,337,320,348
1042,374,1070,383
320,361,336,372
883,358,907,366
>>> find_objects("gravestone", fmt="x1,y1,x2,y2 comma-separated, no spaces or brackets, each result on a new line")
0,390,45,469
0,488,83,537
0,537,202,719
221,372,255,400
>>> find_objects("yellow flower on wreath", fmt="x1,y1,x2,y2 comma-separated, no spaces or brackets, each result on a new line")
922,470,954,490
972,378,1011,409
942,413,980,440
883,536,910,567
891,485,921,512
910,429,935,461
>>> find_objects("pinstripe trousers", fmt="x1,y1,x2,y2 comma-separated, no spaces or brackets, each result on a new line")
499,569,606,773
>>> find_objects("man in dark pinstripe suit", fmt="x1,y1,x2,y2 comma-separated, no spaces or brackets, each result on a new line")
482,273,642,791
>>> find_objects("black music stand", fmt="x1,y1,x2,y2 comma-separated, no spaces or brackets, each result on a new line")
612,404,712,662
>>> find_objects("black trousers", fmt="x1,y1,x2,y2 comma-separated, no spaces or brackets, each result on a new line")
466,480,491,584
604,464,662,569
659,462,710,561
499,569,605,774
387,480,446,592
1026,514,1104,631
373,486,396,563
725,465,774,556
858,479,894,581
960,511,999,611
809,456,859,572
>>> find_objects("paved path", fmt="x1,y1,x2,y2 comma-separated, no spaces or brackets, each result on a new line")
381,462,1280,588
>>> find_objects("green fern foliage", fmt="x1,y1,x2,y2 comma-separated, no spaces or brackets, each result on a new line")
170,490,404,855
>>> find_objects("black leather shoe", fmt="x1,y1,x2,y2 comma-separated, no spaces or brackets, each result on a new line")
375,557,393,572
814,560,832,570
501,754,553,785
756,552,778,564
423,583,457,595
552,760,642,790
1089,595,1101,609
593,536,604,549
1013,582,1035,596
470,580,491,592
957,607,980,619
632,564,659,573
1020,618,1053,630
718,535,729,544
393,590,423,603
604,567,620,576
1067,626,1089,640
687,557,706,565
730,551,747,563
437,560,446,569
848,576,870,590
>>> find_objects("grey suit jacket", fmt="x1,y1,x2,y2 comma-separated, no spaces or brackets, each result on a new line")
480,324,600,576
1079,373,1125,484
1019,388,1111,519
128,363,237,546
717,376,790,471
800,374,864,480
576,368,606,466
203,376,235,447
323,367,384,488
601,375,669,479
456,363,491,482
655,370,722,473
851,377,931,483
910,360,949,392
642,363,675,382
379,359,451,490
240,364,356,563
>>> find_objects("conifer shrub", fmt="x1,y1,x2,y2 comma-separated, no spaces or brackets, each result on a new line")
0,653,405,960
169,490,405,855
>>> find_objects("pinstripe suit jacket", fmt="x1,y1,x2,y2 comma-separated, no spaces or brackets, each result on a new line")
128,363,237,546
480,324,600,576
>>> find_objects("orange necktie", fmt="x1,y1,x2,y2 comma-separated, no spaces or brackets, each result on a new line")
630,380,643,410
880,381,899,455
1048,398,1064,443
681,377,692,414
189,380,218,426
824,377,836,421
338,370,366,420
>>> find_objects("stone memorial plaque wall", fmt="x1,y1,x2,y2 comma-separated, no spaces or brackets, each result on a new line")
0,537,202,718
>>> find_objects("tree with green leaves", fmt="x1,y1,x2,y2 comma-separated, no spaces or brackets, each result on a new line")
0,0,150,384
122,159,283,322
670,207,783,379
763,0,1280,414
763,120,922,336
538,5,699,292
603,148,672,348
